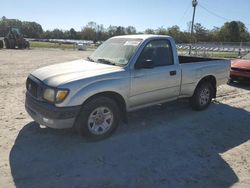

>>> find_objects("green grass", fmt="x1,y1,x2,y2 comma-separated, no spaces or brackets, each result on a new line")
209,52,239,59
30,41,98,51
30,41,75,49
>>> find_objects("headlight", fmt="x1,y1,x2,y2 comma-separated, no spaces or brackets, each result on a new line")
43,88,55,102
43,88,69,103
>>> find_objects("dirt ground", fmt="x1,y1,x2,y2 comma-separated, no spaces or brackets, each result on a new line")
0,48,249,188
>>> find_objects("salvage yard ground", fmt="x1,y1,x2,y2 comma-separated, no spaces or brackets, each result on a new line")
0,48,250,187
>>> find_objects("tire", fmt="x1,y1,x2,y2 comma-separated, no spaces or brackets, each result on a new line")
229,76,238,82
0,40,3,49
4,39,10,49
9,39,15,49
25,41,30,49
190,82,213,111
18,41,24,49
228,77,234,84
75,96,120,140
18,44,23,49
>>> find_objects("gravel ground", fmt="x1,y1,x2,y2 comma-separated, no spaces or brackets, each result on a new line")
0,48,249,188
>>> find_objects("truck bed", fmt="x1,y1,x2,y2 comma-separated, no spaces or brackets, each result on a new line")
179,56,220,64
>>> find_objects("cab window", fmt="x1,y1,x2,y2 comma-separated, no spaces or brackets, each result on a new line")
137,40,173,67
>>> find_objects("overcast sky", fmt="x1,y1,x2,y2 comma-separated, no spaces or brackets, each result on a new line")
2,0,250,31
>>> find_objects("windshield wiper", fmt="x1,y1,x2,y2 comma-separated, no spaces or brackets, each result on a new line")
97,58,116,65
87,56,95,62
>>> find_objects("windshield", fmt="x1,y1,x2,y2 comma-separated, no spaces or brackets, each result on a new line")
89,38,142,66
11,28,21,35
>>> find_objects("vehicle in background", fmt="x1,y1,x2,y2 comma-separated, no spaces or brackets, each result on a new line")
77,43,87,51
0,27,29,49
25,35,230,140
230,59,250,81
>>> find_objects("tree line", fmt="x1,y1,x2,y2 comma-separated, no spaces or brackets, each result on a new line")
0,16,249,43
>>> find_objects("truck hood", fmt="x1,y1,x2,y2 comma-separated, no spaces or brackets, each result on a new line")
231,59,250,69
31,59,124,87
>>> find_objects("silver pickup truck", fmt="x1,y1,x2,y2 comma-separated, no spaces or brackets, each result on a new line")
25,35,230,140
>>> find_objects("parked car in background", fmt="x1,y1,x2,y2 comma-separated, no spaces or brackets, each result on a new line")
230,59,250,81
77,43,87,51
25,35,230,140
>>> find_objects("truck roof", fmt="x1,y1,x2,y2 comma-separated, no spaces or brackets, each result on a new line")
112,34,171,41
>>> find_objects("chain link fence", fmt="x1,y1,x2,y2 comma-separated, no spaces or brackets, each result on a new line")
177,42,250,58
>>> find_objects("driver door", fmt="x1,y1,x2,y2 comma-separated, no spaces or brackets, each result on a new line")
129,39,181,108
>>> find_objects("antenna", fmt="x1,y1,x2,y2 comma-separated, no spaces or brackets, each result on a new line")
189,0,198,55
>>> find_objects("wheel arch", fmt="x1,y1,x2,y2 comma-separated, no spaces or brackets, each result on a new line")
81,91,127,122
194,75,217,98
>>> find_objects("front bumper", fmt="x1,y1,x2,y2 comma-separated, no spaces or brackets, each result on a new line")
230,69,250,79
25,92,81,129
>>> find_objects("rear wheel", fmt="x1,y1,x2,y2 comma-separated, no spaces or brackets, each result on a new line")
0,40,3,49
18,40,24,49
75,96,120,140
25,41,30,49
190,82,213,110
9,39,15,49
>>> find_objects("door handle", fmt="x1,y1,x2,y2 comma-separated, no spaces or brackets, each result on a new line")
170,70,177,76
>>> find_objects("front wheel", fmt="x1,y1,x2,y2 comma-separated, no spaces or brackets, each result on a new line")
190,82,213,111
75,96,120,140
4,38,10,49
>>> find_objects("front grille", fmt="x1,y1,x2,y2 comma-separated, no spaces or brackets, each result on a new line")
231,67,250,73
26,77,39,98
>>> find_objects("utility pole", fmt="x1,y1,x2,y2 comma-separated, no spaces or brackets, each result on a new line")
189,0,198,55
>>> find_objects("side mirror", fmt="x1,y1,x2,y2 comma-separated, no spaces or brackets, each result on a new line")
135,59,154,69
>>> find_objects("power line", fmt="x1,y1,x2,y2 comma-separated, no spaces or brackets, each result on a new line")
198,3,229,21
198,3,250,29
178,0,192,25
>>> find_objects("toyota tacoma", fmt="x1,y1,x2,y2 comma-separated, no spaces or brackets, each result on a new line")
25,35,230,140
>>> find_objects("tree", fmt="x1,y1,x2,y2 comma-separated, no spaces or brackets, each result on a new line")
167,25,181,42
179,31,190,43
0,17,43,38
86,21,97,30
69,28,77,39
237,21,249,41
107,26,117,37
1,16,250,42
193,23,209,42
21,21,43,38
96,24,106,41
144,28,155,34
219,21,249,42
115,26,126,36
50,29,64,39
81,22,108,42
156,27,167,35
126,26,136,35
209,27,220,42
81,27,95,41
